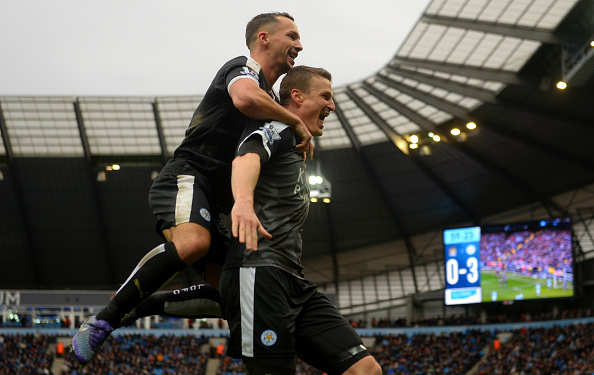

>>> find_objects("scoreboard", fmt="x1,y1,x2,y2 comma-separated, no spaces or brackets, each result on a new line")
443,226,482,305
443,218,574,306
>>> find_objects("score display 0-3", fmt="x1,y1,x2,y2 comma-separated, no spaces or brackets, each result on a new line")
443,226,482,305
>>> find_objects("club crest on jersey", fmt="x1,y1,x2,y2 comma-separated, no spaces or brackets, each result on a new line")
261,123,281,145
241,66,259,80
261,329,277,346
200,208,211,222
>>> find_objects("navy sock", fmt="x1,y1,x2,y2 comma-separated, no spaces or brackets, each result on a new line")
132,283,222,321
97,242,186,326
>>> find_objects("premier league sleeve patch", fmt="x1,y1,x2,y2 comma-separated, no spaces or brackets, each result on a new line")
260,329,277,346
240,66,259,81
261,123,282,145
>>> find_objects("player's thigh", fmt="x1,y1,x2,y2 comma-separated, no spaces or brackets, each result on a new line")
242,356,296,375
295,292,371,375
296,324,371,375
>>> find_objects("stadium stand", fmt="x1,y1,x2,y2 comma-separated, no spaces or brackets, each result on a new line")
3,308,594,374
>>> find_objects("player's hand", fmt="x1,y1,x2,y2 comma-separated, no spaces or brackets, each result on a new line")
293,121,313,157
231,200,272,251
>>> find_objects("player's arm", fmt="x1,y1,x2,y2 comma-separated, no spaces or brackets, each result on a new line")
231,153,272,251
229,78,313,157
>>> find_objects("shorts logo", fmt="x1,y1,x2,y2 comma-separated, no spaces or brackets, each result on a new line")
261,329,277,346
200,208,211,222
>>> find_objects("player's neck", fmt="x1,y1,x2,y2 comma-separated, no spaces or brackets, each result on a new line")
250,53,281,88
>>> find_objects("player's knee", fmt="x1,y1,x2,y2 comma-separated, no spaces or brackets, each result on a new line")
343,356,381,375
174,235,211,264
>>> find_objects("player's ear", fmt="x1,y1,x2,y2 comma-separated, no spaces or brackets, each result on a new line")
291,88,303,105
258,30,269,46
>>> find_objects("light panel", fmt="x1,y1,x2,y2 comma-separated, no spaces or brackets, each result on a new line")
156,96,203,156
0,96,83,157
79,97,160,155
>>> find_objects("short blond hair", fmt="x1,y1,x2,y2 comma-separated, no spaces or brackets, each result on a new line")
279,66,332,106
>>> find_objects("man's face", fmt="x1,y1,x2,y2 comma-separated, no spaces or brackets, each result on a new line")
299,76,334,137
268,17,303,74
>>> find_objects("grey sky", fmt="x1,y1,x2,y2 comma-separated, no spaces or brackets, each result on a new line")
0,0,430,96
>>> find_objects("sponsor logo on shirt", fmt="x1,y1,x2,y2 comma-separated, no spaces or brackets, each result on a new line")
294,167,309,201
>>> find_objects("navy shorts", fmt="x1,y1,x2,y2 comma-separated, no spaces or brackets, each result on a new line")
149,158,229,268
220,267,370,374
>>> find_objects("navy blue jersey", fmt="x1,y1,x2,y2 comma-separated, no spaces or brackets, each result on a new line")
173,56,273,213
224,120,310,278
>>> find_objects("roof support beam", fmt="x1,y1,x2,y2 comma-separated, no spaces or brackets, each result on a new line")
386,64,594,129
475,113,594,174
421,14,569,44
390,57,523,84
439,130,565,217
0,100,41,286
361,82,436,132
345,87,480,225
74,99,117,286
312,148,341,292
152,100,169,165
384,65,499,104
333,101,419,293
356,83,568,217
374,74,471,120
0,101,14,164
326,203,341,295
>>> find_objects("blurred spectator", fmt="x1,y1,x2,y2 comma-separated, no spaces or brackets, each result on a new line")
478,323,594,374
60,334,208,375
0,333,54,374
4,319,594,374
373,330,492,374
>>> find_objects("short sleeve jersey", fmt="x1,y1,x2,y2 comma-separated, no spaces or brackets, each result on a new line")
224,120,310,278
173,56,275,213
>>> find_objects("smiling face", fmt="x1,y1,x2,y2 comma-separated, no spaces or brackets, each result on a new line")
267,16,303,75
298,75,335,137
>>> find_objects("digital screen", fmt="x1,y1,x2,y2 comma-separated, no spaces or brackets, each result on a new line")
444,218,573,305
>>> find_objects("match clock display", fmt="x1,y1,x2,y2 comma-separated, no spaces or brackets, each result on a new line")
443,226,482,305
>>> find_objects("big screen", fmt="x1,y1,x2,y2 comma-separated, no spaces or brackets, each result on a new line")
444,218,573,305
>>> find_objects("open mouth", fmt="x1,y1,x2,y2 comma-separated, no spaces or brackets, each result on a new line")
288,52,298,64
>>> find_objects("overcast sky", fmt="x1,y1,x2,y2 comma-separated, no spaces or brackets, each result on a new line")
0,0,430,97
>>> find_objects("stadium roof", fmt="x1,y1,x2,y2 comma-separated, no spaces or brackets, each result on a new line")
1,0,594,291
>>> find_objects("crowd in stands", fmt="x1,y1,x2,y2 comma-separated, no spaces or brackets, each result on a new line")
3,306,594,374
60,334,209,375
478,323,594,374
217,354,325,375
374,330,492,374
480,228,572,279
0,332,55,374
356,307,594,329
218,357,247,375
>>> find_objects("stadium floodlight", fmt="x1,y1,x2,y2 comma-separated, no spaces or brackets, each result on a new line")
309,174,331,201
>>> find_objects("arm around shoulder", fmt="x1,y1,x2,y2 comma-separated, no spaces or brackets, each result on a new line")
229,79,312,154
